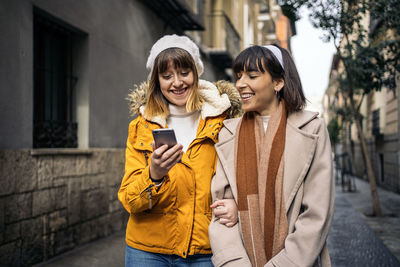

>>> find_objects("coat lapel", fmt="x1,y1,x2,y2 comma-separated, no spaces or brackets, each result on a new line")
215,118,240,202
215,112,319,213
283,112,319,212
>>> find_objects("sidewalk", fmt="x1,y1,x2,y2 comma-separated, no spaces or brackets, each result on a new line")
35,177,400,267
334,177,400,263
34,231,125,267
328,177,400,266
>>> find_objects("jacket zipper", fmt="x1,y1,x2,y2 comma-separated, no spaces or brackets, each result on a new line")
142,151,153,210
147,184,153,210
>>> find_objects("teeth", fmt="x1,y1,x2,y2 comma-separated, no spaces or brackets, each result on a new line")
172,89,186,94
241,93,254,99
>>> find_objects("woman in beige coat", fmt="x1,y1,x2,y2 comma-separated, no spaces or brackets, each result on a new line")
208,45,335,267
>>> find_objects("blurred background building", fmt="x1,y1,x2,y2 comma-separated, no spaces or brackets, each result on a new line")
0,0,295,265
322,9,400,193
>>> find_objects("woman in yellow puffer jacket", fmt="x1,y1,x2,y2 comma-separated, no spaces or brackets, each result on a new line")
118,35,242,267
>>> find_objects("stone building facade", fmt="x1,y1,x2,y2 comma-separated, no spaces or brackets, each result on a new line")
0,149,125,265
322,19,400,193
0,0,221,265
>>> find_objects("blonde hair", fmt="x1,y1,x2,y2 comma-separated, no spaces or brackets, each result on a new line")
144,48,203,119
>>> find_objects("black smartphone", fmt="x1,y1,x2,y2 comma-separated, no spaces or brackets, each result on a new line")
152,129,178,149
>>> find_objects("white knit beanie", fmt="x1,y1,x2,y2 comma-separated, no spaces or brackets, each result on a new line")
146,34,204,78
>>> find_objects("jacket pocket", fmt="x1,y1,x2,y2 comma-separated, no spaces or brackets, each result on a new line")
129,212,176,249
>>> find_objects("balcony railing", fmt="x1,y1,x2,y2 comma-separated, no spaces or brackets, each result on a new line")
34,120,77,148
139,0,204,32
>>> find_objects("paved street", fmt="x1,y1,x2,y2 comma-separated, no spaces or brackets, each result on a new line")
34,231,126,267
328,185,400,266
338,177,400,263
35,177,400,267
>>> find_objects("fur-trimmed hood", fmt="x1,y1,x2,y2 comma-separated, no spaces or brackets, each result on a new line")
127,79,242,127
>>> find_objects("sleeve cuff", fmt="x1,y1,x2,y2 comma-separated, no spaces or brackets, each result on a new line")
268,250,298,267
211,246,251,267
150,176,165,186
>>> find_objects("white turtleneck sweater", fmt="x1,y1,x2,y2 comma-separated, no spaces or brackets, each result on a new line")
262,116,271,133
166,104,201,152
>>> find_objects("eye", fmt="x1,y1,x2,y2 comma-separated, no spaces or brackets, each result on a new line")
236,73,242,79
161,74,172,79
180,69,191,76
248,72,259,79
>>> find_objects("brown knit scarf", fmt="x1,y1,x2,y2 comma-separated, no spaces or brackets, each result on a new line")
236,101,288,266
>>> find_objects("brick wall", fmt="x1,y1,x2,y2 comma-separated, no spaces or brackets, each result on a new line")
0,149,128,266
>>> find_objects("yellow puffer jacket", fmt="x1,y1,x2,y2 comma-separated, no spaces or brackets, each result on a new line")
118,80,241,257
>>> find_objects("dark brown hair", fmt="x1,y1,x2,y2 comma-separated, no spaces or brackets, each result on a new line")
233,45,306,113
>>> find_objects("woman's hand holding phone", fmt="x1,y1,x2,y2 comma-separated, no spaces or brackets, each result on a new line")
150,142,183,180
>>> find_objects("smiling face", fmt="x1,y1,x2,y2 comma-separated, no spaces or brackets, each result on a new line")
233,45,307,116
159,61,194,106
236,66,284,116
233,46,285,116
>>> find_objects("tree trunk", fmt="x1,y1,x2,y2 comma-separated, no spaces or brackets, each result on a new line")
351,104,382,216
342,122,355,191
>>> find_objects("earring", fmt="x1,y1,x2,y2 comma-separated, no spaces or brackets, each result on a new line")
275,90,281,100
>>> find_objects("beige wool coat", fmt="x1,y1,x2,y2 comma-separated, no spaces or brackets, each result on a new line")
209,110,335,267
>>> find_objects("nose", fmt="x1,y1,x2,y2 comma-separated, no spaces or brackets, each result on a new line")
235,76,246,91
172,75,183,87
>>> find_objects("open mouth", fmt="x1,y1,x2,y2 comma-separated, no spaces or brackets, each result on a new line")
240,93,254,101
170,88,188,96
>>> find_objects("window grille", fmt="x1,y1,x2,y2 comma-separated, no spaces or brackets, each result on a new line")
33,10,78,148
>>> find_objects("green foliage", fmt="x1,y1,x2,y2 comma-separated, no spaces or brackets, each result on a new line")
280,4,301,22
369,0,400,33
279,0,400,97
346,45,385,94
332,105,352,122
369,0,400,93
327,117,340,145
279,0,399,145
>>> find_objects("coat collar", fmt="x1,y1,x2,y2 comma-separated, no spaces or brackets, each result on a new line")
216,110,320,212
287,110,319,129
221,110,319,135
137,80,232,127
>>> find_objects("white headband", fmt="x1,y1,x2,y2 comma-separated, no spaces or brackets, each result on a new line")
264,45,284,70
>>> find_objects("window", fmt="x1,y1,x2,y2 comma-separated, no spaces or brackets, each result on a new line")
372,109,380,136
33,9,79,148
260,2,270,13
